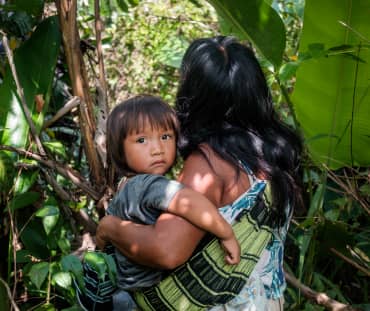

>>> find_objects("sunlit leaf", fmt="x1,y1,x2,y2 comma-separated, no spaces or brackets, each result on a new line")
206,0,286,67
43,141,67,159
42,214,59,235
52,272,72,289
35,205,59,218
0,16,61,148
291,0,370,168
84,252,107,280
14,170,39,194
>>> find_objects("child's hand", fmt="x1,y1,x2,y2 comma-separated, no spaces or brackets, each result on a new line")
220,234,241,265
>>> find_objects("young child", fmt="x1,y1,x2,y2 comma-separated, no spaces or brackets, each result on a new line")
98,95,240,310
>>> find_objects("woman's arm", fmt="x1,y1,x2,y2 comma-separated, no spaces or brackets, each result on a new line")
96,151,225,269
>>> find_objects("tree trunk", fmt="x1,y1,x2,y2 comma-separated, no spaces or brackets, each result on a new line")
55,0,105,188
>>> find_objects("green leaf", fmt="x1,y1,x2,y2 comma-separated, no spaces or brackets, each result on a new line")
359,183,370,196
35,201,60,235
43,141,67,159
36,205,59,217
102,253,117,285
14,170,39,194
291,0,370,168
279,61,299,83
127,0,140,6
20,219,49,259
116,0,129,12
156,36,189,68
3,0,44,16
60,255,85,291
34,303,56,311
29,261,49,289
0,16,61,148
57,237,71,254
84,252,107,280
7,191,40,211
52,272,72,290
206,0,286,67
42,214,59,235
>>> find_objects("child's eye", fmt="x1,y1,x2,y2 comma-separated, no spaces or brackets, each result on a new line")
136,137,146,143
161,134,173,140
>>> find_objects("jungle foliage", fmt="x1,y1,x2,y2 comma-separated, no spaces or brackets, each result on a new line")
0,0,369,310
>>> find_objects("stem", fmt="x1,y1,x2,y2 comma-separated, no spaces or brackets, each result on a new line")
330,248,370,277
0,277,20,311
0,145,101,200
42,96,80,129
285,271,359,310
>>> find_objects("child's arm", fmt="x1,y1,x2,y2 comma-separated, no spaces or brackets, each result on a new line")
167,187,240,265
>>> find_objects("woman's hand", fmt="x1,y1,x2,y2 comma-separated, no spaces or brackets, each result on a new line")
220,233,241,265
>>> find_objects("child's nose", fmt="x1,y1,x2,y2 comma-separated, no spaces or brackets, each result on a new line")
151,141,164,156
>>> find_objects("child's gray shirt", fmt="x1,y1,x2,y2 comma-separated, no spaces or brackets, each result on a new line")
106,174,184,291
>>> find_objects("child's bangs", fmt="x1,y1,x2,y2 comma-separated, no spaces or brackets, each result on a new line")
129,105,177,134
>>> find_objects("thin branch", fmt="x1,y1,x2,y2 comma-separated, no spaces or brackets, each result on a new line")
0,145,100,200
338,21,370,44
0,277,20,311
7,200,18,302
285,271,359,311
94,0,108,97
330,248,370,277
94,0,109,169
325,165,370,215
42,96,80,129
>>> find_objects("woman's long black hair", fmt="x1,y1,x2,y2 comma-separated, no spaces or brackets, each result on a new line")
176,36,303,226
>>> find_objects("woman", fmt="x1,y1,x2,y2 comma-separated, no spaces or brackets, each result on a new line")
97,36,303,310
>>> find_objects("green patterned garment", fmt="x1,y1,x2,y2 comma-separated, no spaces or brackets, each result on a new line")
134,205,274,311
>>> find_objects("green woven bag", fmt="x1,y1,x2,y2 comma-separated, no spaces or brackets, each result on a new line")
134,210,273,311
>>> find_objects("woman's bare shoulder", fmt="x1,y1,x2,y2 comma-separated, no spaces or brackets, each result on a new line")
178,149,224,207
180,145,251,206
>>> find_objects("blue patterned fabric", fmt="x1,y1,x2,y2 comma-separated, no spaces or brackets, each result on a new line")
211,166,291,310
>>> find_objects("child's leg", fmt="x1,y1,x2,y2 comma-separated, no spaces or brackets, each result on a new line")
112,290,137,311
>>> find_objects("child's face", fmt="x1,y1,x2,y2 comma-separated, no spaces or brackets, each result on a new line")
123,122,176,175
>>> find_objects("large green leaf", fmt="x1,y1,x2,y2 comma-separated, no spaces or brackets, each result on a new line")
29,261,49,289
205,0,286,67
292,0,370,168
60,255,85,291
0,15,61,147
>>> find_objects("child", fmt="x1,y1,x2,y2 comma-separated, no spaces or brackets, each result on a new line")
89,95,240,310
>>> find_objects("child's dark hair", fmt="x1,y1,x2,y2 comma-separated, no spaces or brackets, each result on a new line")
107,95,179,176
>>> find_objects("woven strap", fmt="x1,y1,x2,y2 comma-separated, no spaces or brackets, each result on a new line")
134,210,273,311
